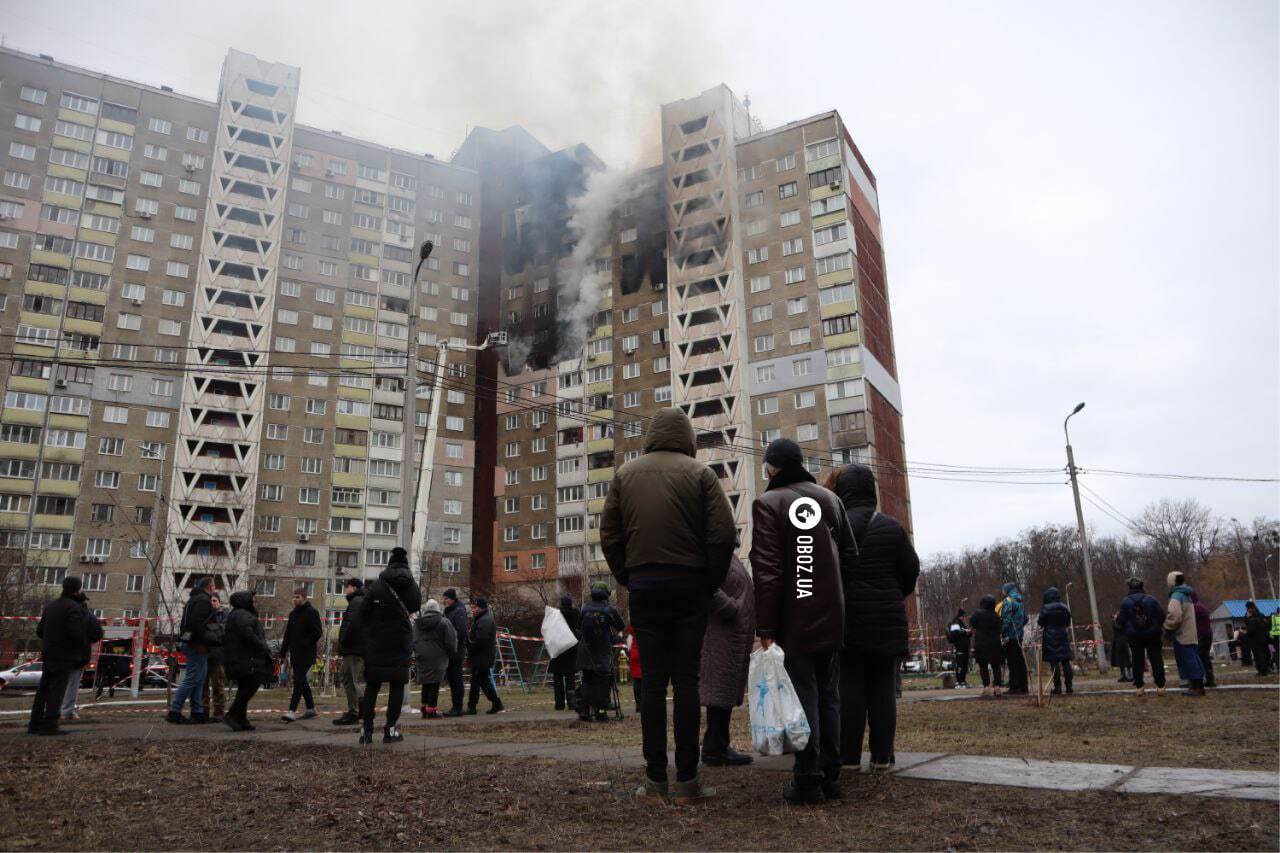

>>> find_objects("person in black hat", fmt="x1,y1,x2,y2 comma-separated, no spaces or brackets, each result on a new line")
441,588,469,716
466,596,504,714
357,547,421,743
29,576,97,736
752,438,858,804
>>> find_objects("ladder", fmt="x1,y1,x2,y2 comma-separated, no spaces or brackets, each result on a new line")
494,627,526,691
527,643,554,694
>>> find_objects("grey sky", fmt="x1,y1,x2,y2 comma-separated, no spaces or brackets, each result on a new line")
4,0,1277,557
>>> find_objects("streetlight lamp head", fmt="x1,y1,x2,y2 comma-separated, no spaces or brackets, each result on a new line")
419,240,434,261
1072,402,1086,415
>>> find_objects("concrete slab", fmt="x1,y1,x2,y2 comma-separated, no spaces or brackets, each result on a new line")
1118,766,1280,802
897,755,1133,791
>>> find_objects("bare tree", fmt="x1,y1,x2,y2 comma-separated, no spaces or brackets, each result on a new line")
1134,498,1220,576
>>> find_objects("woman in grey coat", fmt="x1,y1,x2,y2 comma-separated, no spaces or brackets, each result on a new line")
699,555,756,765
413,599,458,718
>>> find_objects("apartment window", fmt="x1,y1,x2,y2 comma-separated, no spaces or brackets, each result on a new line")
14,114,42,133
782,238,803,256
759,428,782,448
19,86,47,104
299,487,321,505
778,181,798,199
174,205,198,222
811,194,848,218
756,397,779,416
776,153,796,171
744,190,764,208
654,385,672,403
785,266,807,285
131,226,155,242
187,127,210,144
304,427,324,444
158,319,182,336
754,334,775,353
103,406,128,424
166,261,189,278
814,223,848,246
747,246,769,264
751,305,774,324
84,573,108,592
750,275,771,293
3,171,31,190
793,358,813,378
795,390,817,409
826,378,864,401
95,471,120,489
263,453,285,471
820,283,855,306
828,347,860,367
790,327,812,346
822,314,857,337
9,142,36,161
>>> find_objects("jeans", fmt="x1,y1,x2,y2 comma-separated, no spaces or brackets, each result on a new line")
361,678,405,729
1050,660,1073,692
421,682,441,708
785,648,841,787
29,668,73,731
170,644,208,716
976,656,1003,688
1130,635,1166,688
953,649,970,684
703,705,732,755
228,677,260,722
1172,641,1205,687
446,658,465,710
630,587,710,783
339,655,363,714
60,668,82,716
840,652,896,766
552,671,576,710
1196,637,1216,687
1003,639,1028,692
289,665,315,711
468,665,501,709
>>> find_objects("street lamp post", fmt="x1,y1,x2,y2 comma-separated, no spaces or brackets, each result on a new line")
400,242,436,560
1064,402,1108,673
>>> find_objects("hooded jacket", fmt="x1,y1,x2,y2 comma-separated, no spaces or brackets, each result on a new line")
1163,579,1198,646
1116,588,1164,640
1190,592,1213,640
221,591,272,681
832,464,919,659
599,408,736,592
576,588,624,675
700,555,756,708
338,588,366,656
750,464,857,656
412,610,458,685
179,586,214,647
468,607,497,669
968,595,1004,662
359,554,423,682
1036,587,1073,662
443,599,469,664
280,600,323,669
998,584,1027,644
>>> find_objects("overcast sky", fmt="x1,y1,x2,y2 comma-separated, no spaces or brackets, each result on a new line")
4,0,1277,558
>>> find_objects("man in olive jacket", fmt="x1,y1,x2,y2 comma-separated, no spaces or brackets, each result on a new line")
752,438,858,805
600,407,735,804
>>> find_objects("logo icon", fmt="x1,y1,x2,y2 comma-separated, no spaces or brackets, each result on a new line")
787,496,822,530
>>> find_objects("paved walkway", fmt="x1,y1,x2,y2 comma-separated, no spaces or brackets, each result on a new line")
1,706,1274,804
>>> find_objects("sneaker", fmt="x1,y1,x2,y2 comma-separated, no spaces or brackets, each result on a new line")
280,711,298,723
299,709,318,720
486,703,506,715
383,725,403,743
332,712,360,726
782,781,823,805
444,708,463,718
670,776,715,805
420,705,429,719
634,777,668,803
821,779,842,800
358,727,374,745
165,711,188,725
954,683,966,689
702,748,754,767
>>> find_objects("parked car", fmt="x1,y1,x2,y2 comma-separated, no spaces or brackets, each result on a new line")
0,661,45,690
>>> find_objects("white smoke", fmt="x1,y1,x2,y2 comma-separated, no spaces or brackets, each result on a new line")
557,167,647,358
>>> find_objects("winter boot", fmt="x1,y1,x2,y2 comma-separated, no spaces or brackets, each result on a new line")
782,779,823,805
821,778,842,800
358,724,374,745
165,710,188,725
383,725,403,743
670,776,715,805
634,776,668,803
332,712,359,726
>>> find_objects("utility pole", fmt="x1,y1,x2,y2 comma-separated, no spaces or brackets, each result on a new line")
131,445,169,697
1230,519,1257,601
1064,402,1108,674
400,242,435,554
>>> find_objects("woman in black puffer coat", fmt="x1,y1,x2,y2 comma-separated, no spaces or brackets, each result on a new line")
358,548,422,743
1037,587,1074,694
221,591,272,732
969,595,1004,693
827,463,920,770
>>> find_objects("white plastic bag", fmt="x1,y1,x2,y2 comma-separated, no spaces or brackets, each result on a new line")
748,644,811,756
541,605,578,659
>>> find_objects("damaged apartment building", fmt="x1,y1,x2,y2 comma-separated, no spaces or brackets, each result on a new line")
456,85,910,601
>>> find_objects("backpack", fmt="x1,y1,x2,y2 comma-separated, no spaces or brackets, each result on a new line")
1130,598,1152,632
203,608,227,647
581,608,612,649
948,623,967,645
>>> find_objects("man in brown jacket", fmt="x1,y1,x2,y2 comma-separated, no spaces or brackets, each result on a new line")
601,408,736,804
751,438,858,805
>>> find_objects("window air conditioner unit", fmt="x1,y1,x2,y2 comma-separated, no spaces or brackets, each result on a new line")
80,555,92,563
54,379,68,389
184,163,196,172
130,299,143,306
139,211,153,219
91,556,105,564
298,534,309,543
828,181,841,190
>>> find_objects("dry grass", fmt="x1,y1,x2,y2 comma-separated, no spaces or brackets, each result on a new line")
0,738,1274,851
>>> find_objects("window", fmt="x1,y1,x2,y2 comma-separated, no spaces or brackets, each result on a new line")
795,390,817,409
103,406,128,424
749,275,772,294
8,142,36,161
819,283,855,307
14,114,42,133
757,396,780,416
826,378,864,401
3,170,31,190
778,181,798,199
744,190,764,208
751,305,774,324
187,127,209,144
828,347,860,368
814,223,848,246
166,261,189,278
174,205,198,222
747,246,769,264
754,334,775,353
84,573,108,592
95,470,120,489
782,238,803,256
654,385,672,403
759,428,782,447
20,86,47,104
299,487,321,505
822,314,857,337
811,194,847,218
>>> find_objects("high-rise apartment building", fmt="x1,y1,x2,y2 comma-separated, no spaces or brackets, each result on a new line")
471,85,910,598
0,47,481,627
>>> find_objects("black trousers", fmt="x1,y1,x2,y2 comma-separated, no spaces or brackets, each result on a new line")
785,648,841,786
552,671,576,709
1131,635,1167,688
630,586,709,784
1253,640,1272,676
953,648,970,684
1003,640,1028,692
420,682,441,708
1050,660,1073,692
228,677,260,721
840,652,896,766
702,705,732,755
29,668,73,731
361,678,405,729
446,658,465,710
579,670,610,715
976,656,1003,687
468,665,500,708
289,666,314,711
1196,637,1216,687
631,676,642,711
